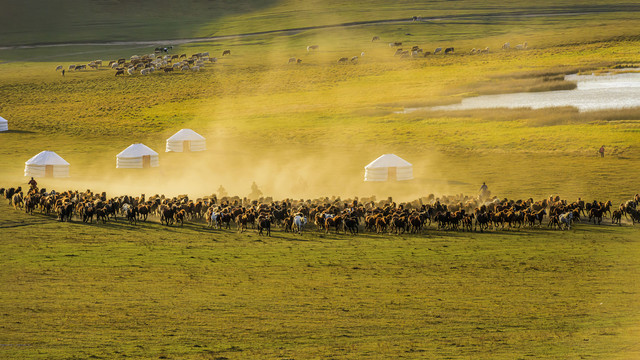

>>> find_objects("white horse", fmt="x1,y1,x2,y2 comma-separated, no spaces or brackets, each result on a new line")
559,212,573,230
293,214,307,234
209,210,220,228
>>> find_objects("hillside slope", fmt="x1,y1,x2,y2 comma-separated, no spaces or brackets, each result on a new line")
2,0,640,46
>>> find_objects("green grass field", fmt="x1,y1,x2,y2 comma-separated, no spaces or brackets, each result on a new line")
1,203,640,359
1,1,640,359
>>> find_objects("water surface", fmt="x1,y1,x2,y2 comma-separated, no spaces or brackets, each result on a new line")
405,72,640,113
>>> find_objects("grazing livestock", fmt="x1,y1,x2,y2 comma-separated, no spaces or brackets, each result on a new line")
174,209,186,226
628,208,640,224
115,69,125,76
257,215,272,236
589,207,604,225
68,65,76,70
325,215,343,234
612,210,622,225
4,182,635,237
306,45,319,51
125,206,137,225
208,209,220,229
222,50,231,56
350,56,358,63
444,47,454,54
58,203,73,222
526,209,546,227
502,42,510,50
559,212,574,230
236,214,249,233
55,65,63,71
5,187,21,204
95,208,108,224
288,57,297,63
337,57,349,63
434,47,442,54
344,216,359,235
515,42,528,50
11,192,24,210
389,42,402,47
372,36,380,42
160,206,175,226
293,214,307,234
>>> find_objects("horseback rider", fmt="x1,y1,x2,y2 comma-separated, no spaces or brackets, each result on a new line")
28,177,38,191
479,182,490,200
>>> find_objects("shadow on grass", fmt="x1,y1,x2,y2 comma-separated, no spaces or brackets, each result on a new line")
2,129,36,134
5,206,636,241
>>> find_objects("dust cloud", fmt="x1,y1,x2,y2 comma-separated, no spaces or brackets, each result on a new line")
27,139,460,204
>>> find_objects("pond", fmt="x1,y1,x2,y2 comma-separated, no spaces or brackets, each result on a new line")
404,71,640,113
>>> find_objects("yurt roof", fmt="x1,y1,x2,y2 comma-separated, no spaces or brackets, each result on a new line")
117,143,159,158
0,116,7,123
167,129,205,141
25,151,70,166
364,154,412,169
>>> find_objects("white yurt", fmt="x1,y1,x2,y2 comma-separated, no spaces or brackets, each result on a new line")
166,129,206,152
116,143,159,169
0,116,8,132
24,151,70,178
364,154,413,181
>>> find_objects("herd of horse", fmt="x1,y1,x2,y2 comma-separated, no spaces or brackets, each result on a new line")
2,185,639,236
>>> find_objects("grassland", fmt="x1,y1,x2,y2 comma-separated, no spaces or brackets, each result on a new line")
1,203,640,359
1,1,640,359
2,35,640,200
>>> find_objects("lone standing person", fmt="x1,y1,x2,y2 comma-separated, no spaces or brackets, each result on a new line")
599,145,605,158
61,69,65,77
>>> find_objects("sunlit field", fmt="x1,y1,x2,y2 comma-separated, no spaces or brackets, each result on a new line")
1,1,640,359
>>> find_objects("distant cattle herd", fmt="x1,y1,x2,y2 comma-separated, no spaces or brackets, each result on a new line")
55,49,228,77
2,185,639,236
53,30,529,76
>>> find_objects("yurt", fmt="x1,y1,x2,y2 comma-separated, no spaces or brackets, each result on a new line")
166,129,206,152
364,154,413,181
116,143,159,169
0,116,8,132
24,151,70,178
